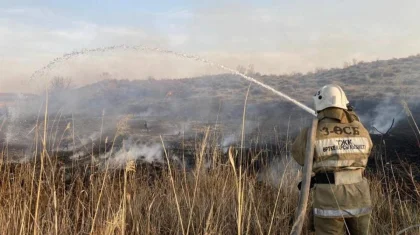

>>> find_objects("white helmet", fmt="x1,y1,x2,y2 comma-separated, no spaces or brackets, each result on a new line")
313,84,349,112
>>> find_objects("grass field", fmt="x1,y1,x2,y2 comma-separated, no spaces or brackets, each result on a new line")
1,131,419,235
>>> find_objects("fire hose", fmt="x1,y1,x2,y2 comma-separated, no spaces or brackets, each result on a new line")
290,118,318,235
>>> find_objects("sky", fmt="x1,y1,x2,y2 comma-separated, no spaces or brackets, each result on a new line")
1,0,420,92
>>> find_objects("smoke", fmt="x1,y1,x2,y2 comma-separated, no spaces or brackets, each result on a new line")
163,121,192,136
102,139,164,168
137,107,154,117
221,134,238,153
69,151,87,160
4,93,40,144
80,132,101,146
5,106,20,143
360,95,405,133
257,155,300,188
218,119,263,153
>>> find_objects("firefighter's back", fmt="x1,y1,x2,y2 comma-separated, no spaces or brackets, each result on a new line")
312,108,372,235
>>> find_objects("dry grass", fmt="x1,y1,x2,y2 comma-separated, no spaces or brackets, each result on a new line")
0,154,296,235
0,138,419,235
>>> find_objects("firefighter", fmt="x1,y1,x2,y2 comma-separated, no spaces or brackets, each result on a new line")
292,84,373,235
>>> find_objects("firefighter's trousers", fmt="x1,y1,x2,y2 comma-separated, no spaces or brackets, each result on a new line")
314,213,370,235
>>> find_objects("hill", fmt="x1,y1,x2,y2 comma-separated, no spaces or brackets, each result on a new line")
2,54,419,162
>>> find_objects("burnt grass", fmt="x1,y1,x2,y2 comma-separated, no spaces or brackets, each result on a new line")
1,114,419,181
1,94,420,180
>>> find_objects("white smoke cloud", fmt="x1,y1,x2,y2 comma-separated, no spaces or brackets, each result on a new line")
69,151,87,160
79,131,101,146
361,95,405,134
4,93,37,143
164,121,192,136
257,155,300,188
221,134,238,153
219,120,261,153
101,138,164,168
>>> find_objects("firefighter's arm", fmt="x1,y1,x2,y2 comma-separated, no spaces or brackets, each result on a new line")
291,127,309,166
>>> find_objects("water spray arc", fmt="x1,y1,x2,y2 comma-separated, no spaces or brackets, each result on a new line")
30,45,316,116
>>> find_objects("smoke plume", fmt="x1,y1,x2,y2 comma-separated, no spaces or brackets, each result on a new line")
102,138,164,168
359,95,404,134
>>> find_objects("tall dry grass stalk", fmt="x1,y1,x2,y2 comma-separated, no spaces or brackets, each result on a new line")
161,135,186,235
231,84,252,235
34,87,49,235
